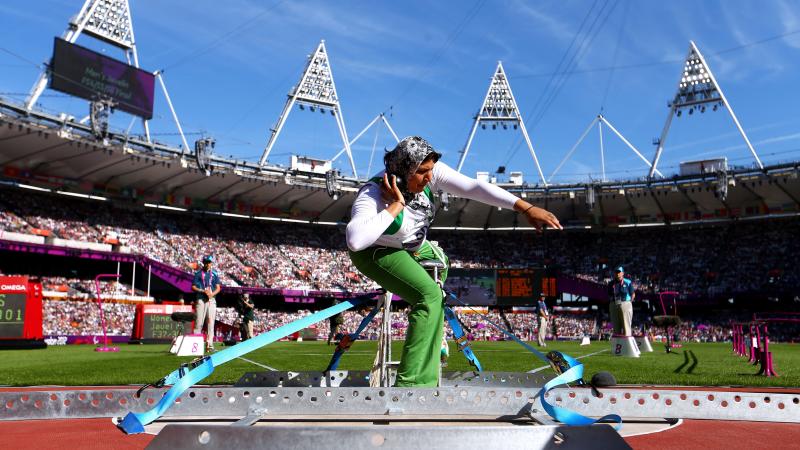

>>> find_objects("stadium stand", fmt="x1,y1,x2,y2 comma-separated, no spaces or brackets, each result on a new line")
2,185,798,297
2,184,799,342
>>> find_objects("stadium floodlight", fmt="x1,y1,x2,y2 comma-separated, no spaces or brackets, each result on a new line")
144,203,187,212
457,62,547,187
649,41,764,178
325,169,340,199
90,98,114,139
585,185,596,209
259,41,357,178
194,137,215,176
18,183,51,193
439,190,450,212
56,190,107,201
221,212,249,219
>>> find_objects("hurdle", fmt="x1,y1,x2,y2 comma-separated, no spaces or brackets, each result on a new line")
755,322,778,377
732,319,781,378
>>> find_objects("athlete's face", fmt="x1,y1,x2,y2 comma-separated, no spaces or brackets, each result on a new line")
406,159,435,193
615,271,624,281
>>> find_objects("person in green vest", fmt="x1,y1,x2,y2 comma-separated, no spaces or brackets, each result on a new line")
346,136,562,387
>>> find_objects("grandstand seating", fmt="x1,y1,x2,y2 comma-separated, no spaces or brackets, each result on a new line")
2,185,798,297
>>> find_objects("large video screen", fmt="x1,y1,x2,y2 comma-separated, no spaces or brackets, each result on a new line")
50,38,155,119
444,269,497,306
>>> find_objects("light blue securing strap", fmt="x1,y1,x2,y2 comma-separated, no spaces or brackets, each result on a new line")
326,306,383,371
444,306,483,371
446,292,621,429
538,352,621,428
119,294,378,434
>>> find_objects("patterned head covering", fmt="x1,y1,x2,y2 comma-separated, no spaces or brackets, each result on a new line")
383,136,442,180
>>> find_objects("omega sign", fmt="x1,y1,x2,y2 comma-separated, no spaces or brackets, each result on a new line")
0,284,27,292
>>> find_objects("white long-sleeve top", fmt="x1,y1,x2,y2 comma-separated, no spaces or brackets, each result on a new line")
346,162,518,252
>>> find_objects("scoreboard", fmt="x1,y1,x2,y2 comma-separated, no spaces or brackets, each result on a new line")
0,292,26,338
445,269,557,306
132,304,193,343
496,269,541,305
0,276,43,343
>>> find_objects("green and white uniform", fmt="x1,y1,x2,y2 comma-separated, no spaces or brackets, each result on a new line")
347,162,518,386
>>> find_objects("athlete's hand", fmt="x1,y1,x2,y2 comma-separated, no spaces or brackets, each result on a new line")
523,205,563,232
382,173,405,206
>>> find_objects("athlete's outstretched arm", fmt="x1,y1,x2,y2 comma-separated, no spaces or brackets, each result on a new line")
432,162,562,231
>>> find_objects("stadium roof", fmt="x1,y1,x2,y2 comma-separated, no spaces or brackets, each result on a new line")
1,98,799,229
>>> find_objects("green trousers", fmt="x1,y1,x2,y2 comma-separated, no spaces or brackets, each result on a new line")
349,241,449,387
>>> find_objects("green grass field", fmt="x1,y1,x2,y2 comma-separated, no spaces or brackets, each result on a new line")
1,340,798,388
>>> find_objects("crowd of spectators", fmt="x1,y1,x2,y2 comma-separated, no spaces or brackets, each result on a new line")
38,299,799,344
432,219,800,298
43,299,135,336
214,307,596,342
0,188,377,291
39,276,145,297
2,185,799,298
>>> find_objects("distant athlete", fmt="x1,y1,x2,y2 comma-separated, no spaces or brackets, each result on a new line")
192,255,221,351
609,266,635,336
346,136,562,387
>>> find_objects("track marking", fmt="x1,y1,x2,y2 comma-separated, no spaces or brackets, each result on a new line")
236,356,278,371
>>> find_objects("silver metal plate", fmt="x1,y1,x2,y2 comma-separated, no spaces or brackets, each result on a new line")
548,387,800,423
234,371,553,388
2,386,798,423
145,423,631,450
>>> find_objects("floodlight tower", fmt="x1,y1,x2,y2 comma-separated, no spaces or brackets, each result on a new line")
23,0,191,152
649,41,764,178
457,62,547,186
259,41,358,178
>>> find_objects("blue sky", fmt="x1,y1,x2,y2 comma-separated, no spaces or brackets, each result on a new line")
2,0,800,183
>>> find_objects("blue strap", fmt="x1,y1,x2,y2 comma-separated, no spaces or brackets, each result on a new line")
444,306,483,372
325,306,382,371
119,294,377,434
446,292,621,429
538,353,622,428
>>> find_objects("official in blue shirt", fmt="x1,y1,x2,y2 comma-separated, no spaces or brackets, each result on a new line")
537,297,549,347
192,255,221,351
609,266,635,336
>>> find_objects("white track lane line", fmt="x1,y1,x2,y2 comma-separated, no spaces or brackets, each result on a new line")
236,356,278,371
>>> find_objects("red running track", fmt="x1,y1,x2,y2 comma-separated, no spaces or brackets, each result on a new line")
3,417,800,449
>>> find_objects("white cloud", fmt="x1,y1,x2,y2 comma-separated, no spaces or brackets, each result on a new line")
510,1,573,42
777,0,800,48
